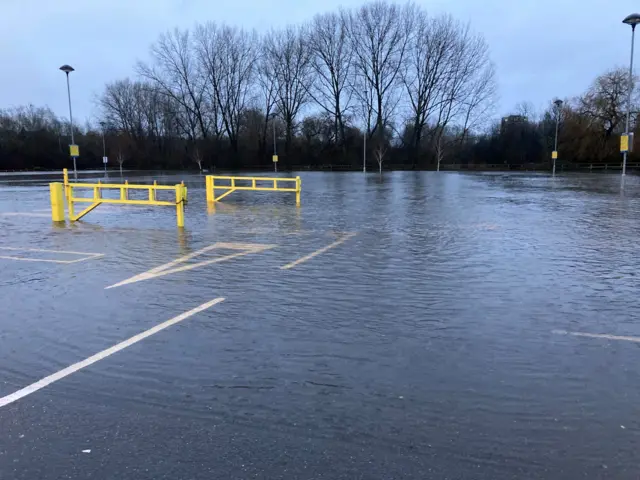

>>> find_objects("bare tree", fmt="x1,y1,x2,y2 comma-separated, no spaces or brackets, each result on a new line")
427,21,495,165
195,23,258,154
307,11,353,149
264,26,312,158
137,28,210,141
192,146,203,171
347,1,414,144
254,40,280,159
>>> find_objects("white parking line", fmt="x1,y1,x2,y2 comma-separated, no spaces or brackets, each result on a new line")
553,329,640,343
105,242,275,289
281,232,357,270
0,212,50,217
0,297,225,408
0,247,104,264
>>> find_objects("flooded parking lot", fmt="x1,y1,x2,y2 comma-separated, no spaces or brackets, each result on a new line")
1,170,640,479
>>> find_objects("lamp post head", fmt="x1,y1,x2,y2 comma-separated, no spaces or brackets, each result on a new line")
623,14,640,27
59,64,75,74
554,99,563,108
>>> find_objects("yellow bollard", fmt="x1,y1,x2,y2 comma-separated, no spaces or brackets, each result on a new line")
49,183,65,222
296,176,301,206
176,184,185,228
124,180,129,200
150,181,156,201
206,176,213,203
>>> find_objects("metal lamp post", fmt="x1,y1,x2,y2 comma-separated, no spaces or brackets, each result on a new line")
363,89,368,173
622,14,640,184
273,119,277,173
100,121,107,175
553,99,563,176
59,65,77,179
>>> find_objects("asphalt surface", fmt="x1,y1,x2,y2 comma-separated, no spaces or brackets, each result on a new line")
1,171,640,479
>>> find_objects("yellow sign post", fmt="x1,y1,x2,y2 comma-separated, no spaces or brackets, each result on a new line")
621,134,630,153
272,155,278,163
551,151,558,160
69,144,79,157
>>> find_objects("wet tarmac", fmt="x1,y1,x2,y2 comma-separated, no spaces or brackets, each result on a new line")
1,170,640,479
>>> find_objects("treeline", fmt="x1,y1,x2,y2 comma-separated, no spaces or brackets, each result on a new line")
0,1,637,172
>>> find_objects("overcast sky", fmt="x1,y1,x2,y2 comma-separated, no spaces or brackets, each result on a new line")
0,0,637,125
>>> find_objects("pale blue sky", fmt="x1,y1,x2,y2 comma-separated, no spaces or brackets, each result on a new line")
0,0,637,125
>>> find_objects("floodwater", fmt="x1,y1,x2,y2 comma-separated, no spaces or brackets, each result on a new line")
1,170,640,479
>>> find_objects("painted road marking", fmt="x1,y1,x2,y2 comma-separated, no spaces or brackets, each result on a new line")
0,212,51,217
553,329,640,343
0,297,225,409
0,247,104,264
280,232,357,270
106,242,275,289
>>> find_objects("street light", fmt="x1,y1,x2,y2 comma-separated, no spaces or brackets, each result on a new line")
553,99,563,176
621,14,640,183
363,89,368,173
272,118,277,173
59,64,77,179
99,121,107,175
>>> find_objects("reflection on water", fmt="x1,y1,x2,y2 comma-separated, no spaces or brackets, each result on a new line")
2,171,640,478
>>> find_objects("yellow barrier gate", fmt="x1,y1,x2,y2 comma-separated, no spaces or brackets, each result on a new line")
50,169,187,227
205,175,301,206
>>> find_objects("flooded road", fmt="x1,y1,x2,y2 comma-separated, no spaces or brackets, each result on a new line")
1,171,640,479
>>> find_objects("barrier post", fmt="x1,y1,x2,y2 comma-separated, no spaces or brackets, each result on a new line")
68,185,75,220
296,176,301,206
176,185,185,228
124,180,129,200
205,176,213,202
150,181,156,201
63,168,70,201
49,183,65,222
181,181,188,203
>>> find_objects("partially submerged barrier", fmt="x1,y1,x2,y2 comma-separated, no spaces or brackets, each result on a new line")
205,175,301,206
50,169,188,227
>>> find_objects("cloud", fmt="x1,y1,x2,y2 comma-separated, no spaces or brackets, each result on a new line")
0,0,637,124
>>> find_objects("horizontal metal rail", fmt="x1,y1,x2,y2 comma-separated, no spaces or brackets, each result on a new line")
70,182,178,190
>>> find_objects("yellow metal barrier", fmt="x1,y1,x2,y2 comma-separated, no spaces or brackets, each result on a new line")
206,175,301,206
57,169,187,227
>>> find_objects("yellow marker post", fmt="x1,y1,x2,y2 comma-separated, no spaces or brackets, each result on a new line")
181,181,188,203
296,176,301,207
62,168,70,201
621,134,630,153
49,183,65,222
176,185,185,228
206,176,214,203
